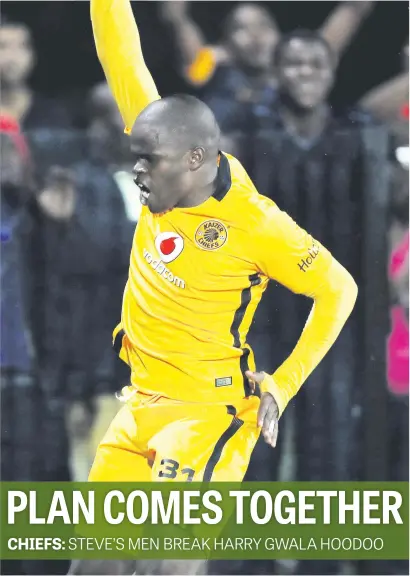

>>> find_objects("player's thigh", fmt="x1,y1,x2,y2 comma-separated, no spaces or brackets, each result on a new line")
150,405,259,482
89,405,151,482
201,415,260,482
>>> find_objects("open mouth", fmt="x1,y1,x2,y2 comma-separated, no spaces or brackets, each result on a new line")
135,179,150,205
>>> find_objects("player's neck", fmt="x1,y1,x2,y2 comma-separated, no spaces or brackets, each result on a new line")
279,102,330,141
177,182,215,208
176,163,218,209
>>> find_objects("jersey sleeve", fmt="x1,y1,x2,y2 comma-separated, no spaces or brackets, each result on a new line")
251,197,358,416
91,0,160,133
253,198,333,296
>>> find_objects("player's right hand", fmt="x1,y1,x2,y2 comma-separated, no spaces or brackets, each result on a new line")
245,370,279,448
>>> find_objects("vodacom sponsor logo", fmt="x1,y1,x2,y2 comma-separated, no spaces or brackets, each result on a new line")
155,232,184,263
143,232,186,289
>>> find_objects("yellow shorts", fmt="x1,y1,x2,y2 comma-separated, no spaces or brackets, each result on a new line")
89,388,261,482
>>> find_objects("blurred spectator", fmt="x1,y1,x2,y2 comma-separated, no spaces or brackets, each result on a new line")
360,38,409,134
62,83,135,481
26,149,121,481
388,216,409,395
0,19,71,129
88,82,142,223
0,115,38,482
251,27,389,477
387,144,409,488
0,116,71,576
162,1,374,88
162,1,374,145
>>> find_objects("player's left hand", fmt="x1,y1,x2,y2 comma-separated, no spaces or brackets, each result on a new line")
245,370,279,448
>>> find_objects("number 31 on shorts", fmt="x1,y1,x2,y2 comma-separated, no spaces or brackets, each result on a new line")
158,458,195,481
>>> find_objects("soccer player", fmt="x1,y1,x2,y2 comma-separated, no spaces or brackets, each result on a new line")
88,0,358,484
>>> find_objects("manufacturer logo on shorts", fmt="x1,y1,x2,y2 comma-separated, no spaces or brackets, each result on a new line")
155,232,184,263
195,220,228,251
215,377,232,388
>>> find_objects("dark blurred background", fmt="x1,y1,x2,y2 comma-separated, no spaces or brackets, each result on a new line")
1,1,409,105
0,1,408,575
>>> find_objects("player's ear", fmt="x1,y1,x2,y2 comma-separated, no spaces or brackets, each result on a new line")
189,147,205,171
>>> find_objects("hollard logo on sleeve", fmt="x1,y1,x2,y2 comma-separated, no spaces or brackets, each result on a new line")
298,242,320,272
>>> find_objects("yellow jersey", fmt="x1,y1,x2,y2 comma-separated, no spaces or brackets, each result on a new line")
114,151,331,404
91,0,357,415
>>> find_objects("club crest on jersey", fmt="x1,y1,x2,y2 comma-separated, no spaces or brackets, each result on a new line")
195,220,228,251
155,232,184,263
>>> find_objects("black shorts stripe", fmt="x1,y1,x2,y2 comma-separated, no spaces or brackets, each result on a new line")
113,329,125,354
230,273,261,396
203,414,244,481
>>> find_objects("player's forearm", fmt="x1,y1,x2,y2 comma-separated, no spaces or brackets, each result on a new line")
262,259,358,416
320,1,374,58
90,0,160,133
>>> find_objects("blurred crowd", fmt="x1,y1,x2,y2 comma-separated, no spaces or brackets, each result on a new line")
0,1,408,575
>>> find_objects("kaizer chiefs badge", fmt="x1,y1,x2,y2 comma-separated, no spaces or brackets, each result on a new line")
195,220,228,251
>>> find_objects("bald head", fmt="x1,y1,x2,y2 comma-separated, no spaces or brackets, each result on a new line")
134,95,220,154
131,95,221,214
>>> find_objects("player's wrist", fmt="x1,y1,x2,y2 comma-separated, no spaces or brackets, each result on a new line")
260,373,287,418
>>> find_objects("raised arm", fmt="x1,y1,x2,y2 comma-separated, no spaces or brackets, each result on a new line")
320,1,375,59
91,0,160,133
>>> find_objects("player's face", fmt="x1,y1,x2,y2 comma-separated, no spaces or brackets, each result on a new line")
278,38,334,109
227,5,278,71
0,26,34,86
131,129,193,214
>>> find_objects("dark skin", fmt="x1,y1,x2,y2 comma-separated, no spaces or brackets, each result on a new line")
275,36,334,144
225,4,279,74
130,98,219,214
277,37,334,112
246,371,280,447
130,96,280,446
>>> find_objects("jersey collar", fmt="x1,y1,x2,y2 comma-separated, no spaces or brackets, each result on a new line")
212,152,232,201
